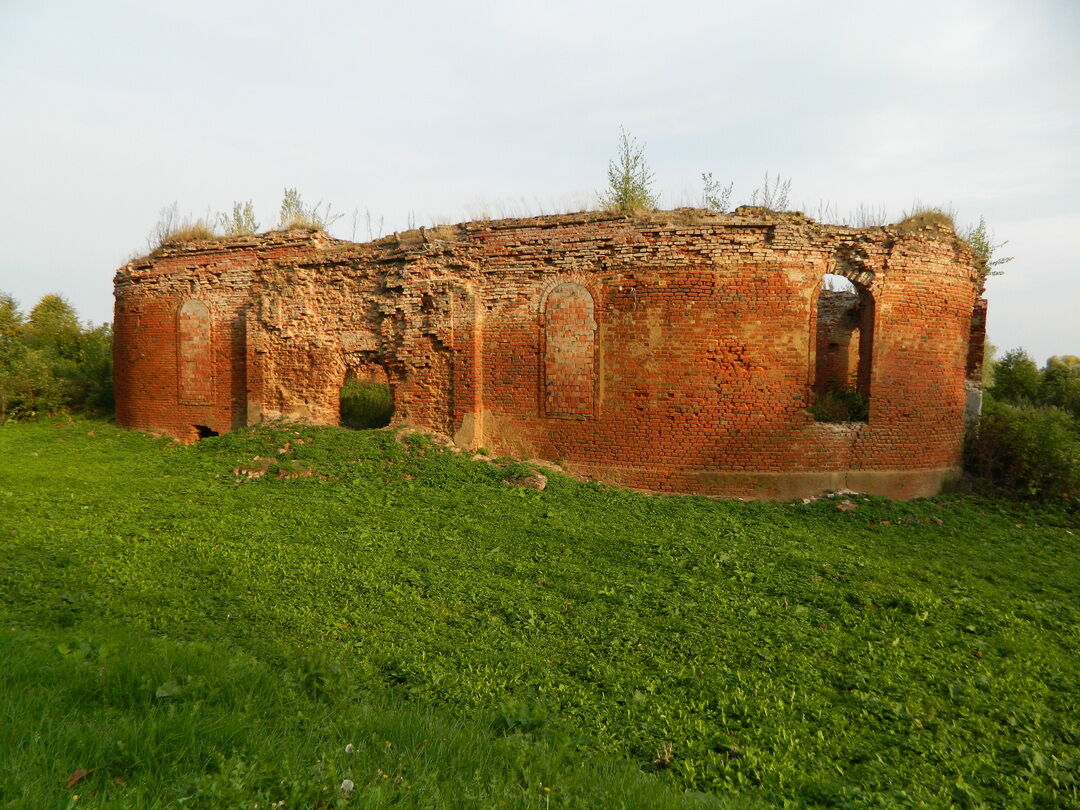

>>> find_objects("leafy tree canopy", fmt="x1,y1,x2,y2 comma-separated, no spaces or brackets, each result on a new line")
990,348,1041,405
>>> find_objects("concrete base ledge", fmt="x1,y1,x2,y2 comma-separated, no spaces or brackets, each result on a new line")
689,467,962,501
561,461,962,501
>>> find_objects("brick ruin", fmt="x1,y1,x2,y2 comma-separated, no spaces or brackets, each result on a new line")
114,207,986,499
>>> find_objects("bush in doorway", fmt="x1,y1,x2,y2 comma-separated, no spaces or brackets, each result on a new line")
809,384,869,423
339,380,394,429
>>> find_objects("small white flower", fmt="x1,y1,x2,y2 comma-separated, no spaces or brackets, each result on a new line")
344,743,355,754
340,779,355,793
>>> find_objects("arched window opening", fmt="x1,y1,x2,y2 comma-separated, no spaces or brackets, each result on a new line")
178,299,212,405
542,283,597,417
340,363,394,429
811,274,873,422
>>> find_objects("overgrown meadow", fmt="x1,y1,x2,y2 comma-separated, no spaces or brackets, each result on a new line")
1,419,1077,808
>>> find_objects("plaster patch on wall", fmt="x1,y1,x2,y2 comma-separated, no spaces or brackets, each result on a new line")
178,299,212,405
542,283,597,417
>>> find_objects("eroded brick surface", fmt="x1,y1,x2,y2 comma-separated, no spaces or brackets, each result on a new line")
114,208,985,498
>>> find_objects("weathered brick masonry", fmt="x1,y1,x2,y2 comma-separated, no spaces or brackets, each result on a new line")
114,208,986,499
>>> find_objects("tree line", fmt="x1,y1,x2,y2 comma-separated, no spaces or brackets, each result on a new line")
966,349,1080,502
0,293,112,420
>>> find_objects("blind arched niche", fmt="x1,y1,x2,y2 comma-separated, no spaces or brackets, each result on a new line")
178,299,213,405
542,282,597,417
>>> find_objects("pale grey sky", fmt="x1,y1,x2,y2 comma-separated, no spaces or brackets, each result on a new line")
1,0,1077,362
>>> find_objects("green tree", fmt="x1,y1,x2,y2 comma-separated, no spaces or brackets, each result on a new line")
0,347,64,420
74,323,114,413
0,293,31,418
1041,356,1080,419
1046,355,1080,370
965,398,1080,500
25,294,81,359
0,293,114,419
599,127,657,214
990,349,1042,405
0,293,23,356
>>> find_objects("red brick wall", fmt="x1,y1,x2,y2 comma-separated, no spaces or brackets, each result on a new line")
114,210,984,499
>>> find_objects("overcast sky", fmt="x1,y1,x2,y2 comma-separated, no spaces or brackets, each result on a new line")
1,0,1076,362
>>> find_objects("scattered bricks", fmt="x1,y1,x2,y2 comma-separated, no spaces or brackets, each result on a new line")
233,457,273,479
276,460,315,480
508,471,548,491
114,209,983,500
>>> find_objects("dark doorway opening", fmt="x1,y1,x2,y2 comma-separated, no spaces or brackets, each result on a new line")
811,274,874,422
340,365,394,429
194,424,219,439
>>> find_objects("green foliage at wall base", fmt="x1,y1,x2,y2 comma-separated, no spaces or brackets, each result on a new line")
965,397,1079,501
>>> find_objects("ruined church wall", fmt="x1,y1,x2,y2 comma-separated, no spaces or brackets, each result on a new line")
114,246,260,442
453,214,979,497
114,211,982,499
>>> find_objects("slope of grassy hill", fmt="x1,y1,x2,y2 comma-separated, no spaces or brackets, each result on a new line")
1,419,1077,808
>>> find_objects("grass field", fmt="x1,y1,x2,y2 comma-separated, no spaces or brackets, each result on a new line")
1,418,1077,808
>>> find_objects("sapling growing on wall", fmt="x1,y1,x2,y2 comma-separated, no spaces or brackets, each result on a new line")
701,172,733,212
963,217,1013,277
279,188,343,231
219,201,259,236
748,171,791,211
279,188,306,229
599,127,657,214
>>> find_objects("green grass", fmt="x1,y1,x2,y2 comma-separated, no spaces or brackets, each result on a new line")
1,628,723,809
1,418,1078,808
